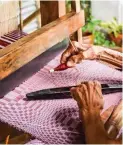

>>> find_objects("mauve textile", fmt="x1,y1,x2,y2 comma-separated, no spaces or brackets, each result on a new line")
0,30,27,49
26,139,44,144
0,47,122,144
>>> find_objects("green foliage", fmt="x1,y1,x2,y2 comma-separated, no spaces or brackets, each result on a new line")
66,0,71,12
99,17,122,37
82,16,123,48
93,31,116,48
80,0,91,22
82,17,101,33
66,0,122,48
66,0,71,6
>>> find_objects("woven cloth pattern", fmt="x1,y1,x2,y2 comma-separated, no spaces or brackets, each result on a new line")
0,39,122,144
0,47,122,143
26,139,44,144
0,30,27,49
0,93,121,144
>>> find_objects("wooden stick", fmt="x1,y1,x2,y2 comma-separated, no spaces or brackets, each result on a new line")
108,47,122,53
68,38,78,52
98,55,122,68
18,9,40,28
35,1,41,28
19,0,23,31
3,134,31,144
58,1,66,17
0,11,85,80
71,0,83,43
5,135,10,145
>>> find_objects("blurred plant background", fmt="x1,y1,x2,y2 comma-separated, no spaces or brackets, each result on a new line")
66,0,122,48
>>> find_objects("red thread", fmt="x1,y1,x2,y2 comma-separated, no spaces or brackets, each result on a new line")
54,63,70,71
50,63,71,72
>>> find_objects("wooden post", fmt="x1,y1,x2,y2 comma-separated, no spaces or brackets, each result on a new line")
40,1,66,26
18,9,40,28
19,0,23,31
71,0,83,43
35,0,41,28
40,1,59,26
58,1,66,17
0,1,18,36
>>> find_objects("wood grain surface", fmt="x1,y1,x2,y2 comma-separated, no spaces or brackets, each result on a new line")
0,11,85,80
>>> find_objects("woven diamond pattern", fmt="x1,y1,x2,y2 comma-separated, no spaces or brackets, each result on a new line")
0,47,122,144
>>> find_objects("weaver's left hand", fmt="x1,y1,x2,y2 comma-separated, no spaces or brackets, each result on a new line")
60,41,96,67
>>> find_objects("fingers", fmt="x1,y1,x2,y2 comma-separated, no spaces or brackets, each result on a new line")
71,87,83,109
81,43,93,51
85,81,94,105
71,87,81,103
71,81,104,111
60,41,92,64
101,105,115,124
83,47,97,60
104,101,122,140
94,81,102,99
108,100,122,130
81,84,89,107
72,41,92,51
117,133,122,141
93,81,103,109
67,52,84,67
70,87,77,101
60,43,78,64
60,47,72,64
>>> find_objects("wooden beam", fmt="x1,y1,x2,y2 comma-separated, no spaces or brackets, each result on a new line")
0,11,85,80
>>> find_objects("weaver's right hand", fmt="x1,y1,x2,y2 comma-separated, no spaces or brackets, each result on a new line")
70,81,104,112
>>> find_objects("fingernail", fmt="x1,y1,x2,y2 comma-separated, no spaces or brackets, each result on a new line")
70,87,75,91
67,61,75,67
60,60,65,64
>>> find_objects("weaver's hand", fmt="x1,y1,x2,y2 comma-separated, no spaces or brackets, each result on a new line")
60,41,95,67
71,81,122,144
105,100,122,139
70,81,104,119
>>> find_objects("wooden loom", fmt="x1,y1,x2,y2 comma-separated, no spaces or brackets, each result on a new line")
0,1,85,97
0,1,85,143
0,1,122,144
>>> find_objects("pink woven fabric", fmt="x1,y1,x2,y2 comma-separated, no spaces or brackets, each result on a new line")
26,139,44,144
0,47,122,144
0,30,27,49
